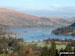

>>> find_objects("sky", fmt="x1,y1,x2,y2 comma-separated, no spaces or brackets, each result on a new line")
0,0,75,17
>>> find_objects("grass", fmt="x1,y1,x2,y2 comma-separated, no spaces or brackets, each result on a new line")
36,42,66,50
0,54,9,56
23,42,66,50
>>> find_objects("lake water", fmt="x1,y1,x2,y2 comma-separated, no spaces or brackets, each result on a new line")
6,27,75,42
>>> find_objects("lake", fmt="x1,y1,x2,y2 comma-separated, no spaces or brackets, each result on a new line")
6,27,75,42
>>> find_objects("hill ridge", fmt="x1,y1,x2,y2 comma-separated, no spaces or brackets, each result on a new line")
0,8,75,27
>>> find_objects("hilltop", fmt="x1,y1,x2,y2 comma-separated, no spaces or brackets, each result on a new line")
0,8,75,27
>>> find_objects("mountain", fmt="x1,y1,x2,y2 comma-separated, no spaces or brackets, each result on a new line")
0,8,75,27
52,23,75,36
0,8,41,27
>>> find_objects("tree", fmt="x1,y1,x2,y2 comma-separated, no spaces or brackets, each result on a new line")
10,53,18,56
41,46,49,56
25,47,34,56
18,38,24,42
49,39,56,56
60,48,64,52
21,52,25,56
73,47,75,52
56,49,59,56
64,43,72,52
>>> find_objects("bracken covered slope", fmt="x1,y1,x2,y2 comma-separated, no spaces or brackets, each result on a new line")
0,8,75,27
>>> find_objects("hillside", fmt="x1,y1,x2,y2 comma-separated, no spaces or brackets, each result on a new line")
0,24,10,31
52,23,75,36
70,22,75,27
0,8,75,27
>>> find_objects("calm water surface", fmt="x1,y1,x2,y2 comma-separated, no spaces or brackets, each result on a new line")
6,27,75,42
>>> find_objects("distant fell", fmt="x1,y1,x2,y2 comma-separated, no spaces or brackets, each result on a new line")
0,8,75,27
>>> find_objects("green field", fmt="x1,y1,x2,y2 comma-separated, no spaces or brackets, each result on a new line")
0,54,9,56
36,42,66,50
25,42,66,50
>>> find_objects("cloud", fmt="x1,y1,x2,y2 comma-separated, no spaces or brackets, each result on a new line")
0,0,75,17
22,6,75,17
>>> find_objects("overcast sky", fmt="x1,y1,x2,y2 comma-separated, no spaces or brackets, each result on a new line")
0,0,75,17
